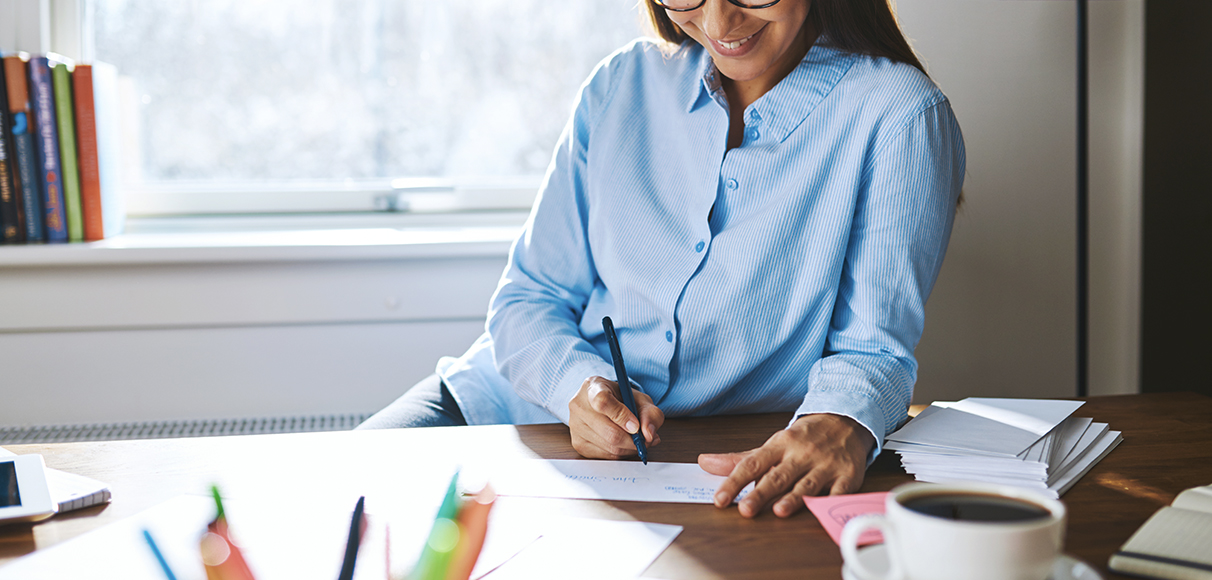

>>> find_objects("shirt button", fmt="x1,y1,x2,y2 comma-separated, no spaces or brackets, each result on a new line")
725,178,738,190
665,331,673,342
749,110,761,123
747,128,760,141
695,240,705,253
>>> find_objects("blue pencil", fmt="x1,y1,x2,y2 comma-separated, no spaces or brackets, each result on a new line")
141,528,179,580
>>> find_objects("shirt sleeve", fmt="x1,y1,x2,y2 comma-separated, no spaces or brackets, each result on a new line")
793,98,966,463
485,54,624,424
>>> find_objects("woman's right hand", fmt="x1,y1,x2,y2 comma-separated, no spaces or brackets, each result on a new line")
569,376,664,459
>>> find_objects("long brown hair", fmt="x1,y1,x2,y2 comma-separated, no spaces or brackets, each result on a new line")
644,0,926,76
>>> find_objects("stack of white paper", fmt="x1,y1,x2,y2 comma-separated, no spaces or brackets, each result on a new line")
884,398,1123,498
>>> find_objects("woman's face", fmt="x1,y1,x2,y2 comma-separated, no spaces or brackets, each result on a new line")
668,0,813,92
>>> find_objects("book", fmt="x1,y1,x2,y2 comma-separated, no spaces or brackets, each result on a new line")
90,61,123,238
0,61,25,244
1109,484,1212,580
50,56,84,242
5,55,43,244
0,447,112,514
3,54,44,242
27,55,68,243
72,64,105,241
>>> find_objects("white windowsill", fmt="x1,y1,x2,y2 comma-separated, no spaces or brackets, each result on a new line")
0,211,528,268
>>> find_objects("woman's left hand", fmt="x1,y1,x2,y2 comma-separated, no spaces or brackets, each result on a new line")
698,413,876,518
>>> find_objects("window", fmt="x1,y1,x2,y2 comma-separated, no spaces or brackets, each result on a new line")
85,0,643,216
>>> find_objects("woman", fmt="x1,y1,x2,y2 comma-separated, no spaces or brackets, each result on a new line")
361,0,964,519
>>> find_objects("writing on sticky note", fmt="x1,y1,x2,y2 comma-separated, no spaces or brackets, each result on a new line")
804,491,889,546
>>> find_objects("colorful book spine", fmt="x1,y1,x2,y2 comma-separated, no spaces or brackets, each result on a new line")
3,55,42,242
51,59,84,242
27,56,68,243
72,65,104,241
0,64,25,243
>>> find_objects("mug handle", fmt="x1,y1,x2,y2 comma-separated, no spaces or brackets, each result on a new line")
840,514,904,580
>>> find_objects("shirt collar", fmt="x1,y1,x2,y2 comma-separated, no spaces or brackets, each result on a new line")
683,43,720,114
685,42,857,143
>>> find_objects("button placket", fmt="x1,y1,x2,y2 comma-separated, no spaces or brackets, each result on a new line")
745,109,762,143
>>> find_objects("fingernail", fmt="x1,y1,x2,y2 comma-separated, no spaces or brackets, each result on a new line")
625,421,638,434
775,500,790,516
714,492,729,506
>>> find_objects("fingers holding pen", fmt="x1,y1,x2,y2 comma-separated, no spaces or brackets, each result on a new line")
586,376,640,434
570,376,662,459
636,390,664,446
585,376,663,445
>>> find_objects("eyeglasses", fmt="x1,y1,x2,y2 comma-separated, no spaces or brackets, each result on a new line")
651,0,782,12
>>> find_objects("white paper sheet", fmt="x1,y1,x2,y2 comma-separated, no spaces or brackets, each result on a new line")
481,518,682,580
0,495,531,580
1048,417,1094,466
1046,423,1112,485
887,398,1084,457
1049,430,1122,497
475,460,752,504
950,398,1083,436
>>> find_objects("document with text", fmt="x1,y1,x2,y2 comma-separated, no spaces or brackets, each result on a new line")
472,459,753,504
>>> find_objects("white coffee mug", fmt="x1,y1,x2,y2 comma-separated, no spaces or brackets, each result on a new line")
840,482,1066,580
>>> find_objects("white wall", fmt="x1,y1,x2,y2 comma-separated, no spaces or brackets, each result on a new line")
898,0,1143,401
0,0,50,54
0,0,1144,428
0,242,510,426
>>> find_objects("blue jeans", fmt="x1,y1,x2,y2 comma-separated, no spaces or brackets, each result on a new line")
356,374,468,429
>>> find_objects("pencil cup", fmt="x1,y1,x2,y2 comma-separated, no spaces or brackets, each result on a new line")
840,482,1066,580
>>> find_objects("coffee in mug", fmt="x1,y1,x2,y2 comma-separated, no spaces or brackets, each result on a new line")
840,482,1066,580
900,492,1052,523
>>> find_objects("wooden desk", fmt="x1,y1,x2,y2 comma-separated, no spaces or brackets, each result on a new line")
2,392,1210,579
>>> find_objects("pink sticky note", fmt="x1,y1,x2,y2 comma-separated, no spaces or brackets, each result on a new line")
803,491,889,546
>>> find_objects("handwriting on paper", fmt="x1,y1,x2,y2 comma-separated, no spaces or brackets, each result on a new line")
479,459,754,504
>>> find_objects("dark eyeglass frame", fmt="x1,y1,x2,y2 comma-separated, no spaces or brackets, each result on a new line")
651,0,781,12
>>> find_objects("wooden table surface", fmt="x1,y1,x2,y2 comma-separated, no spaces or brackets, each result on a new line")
2,392,1210,579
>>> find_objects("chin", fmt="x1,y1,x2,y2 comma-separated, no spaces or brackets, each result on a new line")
714,62,768,84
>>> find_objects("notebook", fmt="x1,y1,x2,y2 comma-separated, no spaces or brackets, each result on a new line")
1109,484,1212,580
0,447,112,513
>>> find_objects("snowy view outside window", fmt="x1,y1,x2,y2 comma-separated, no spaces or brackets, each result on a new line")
91,0,642,186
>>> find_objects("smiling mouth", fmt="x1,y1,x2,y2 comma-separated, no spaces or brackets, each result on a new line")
717,35,753,50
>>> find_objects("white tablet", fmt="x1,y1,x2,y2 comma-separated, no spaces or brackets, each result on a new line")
0,455,58,525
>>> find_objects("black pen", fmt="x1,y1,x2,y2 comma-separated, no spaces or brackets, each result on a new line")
337,496,365,580
602,316,648,465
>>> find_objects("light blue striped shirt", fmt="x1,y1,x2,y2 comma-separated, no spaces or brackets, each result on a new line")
437,39,965,458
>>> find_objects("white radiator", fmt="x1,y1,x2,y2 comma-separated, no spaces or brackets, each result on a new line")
0,414,371,444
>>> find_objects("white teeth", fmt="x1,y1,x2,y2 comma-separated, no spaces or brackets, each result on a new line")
718,36,750,50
